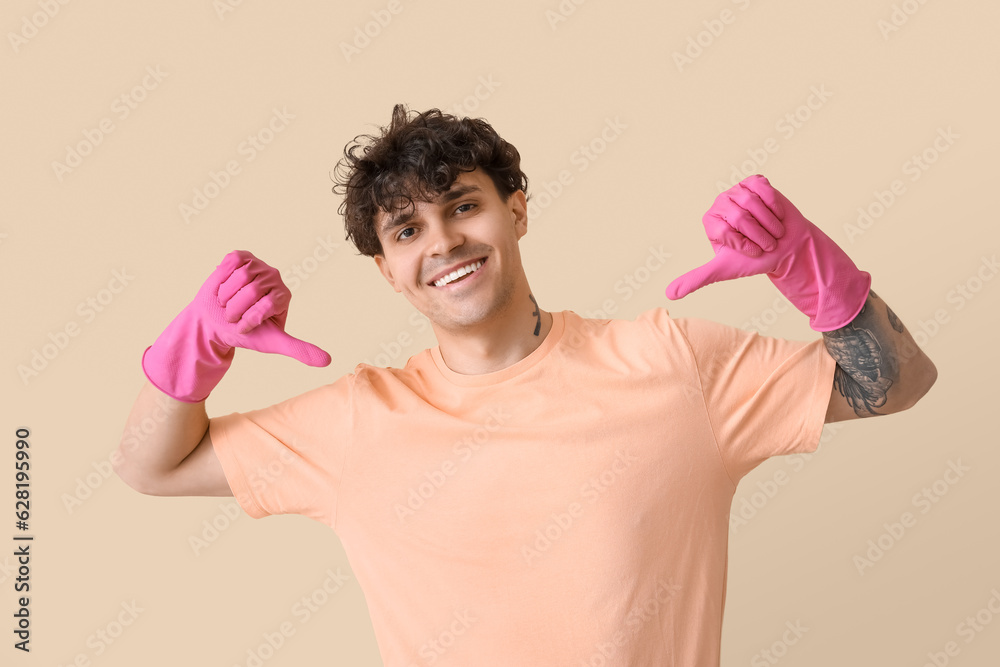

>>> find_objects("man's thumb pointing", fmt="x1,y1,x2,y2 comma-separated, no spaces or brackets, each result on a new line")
243,322,332,367
665,256,733,300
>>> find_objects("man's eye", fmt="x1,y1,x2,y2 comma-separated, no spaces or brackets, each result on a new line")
455,203,476,214
397,227,415,240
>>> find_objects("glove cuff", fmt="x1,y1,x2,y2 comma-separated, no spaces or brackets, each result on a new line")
141,319,235,402
808,269,872,332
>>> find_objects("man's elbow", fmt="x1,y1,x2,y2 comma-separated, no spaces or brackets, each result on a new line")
897,354,938,412
112,449,164,496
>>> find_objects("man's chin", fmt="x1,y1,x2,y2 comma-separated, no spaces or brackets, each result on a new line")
413,280,516,333
421,303,502,333
430,311,493,332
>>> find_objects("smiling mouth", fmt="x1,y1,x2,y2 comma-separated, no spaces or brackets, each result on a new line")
430,257,487,287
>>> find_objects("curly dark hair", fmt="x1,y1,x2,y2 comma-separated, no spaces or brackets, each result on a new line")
332,104,530,257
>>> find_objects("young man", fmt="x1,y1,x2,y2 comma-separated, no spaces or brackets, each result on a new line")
115,105,937,666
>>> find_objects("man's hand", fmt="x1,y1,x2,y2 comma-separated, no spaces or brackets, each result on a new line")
665,175,871,332
142,250,331,403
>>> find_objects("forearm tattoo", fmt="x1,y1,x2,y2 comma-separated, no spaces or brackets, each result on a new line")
871,288,904,333
529,293,541,336
822,291,901,417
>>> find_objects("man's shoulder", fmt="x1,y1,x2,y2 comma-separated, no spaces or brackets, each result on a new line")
549,307,689,362
349,346,436,382
567,306,678,336
565,307,772,363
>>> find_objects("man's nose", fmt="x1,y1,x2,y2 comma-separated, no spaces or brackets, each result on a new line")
426,219,465,255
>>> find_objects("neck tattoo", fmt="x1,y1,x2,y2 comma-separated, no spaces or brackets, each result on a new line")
528,293,541,336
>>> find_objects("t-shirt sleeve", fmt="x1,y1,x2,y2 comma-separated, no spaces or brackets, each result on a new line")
641,308,837,484
209,374,355,527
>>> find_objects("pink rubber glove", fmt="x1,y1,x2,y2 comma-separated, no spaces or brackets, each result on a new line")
142,250,331,403
665,175,871,332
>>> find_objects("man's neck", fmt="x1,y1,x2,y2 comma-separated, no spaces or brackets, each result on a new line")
433,299,553,376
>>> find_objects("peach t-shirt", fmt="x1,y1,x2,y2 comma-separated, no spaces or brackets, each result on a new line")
210,308,836,666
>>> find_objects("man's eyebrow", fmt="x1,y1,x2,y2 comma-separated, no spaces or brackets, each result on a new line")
379,184,484,237
439,183,482,204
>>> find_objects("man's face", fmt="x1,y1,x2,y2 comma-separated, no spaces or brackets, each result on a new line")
373,168,529,332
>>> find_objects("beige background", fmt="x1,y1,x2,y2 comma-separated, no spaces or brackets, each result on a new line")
3,0,998,665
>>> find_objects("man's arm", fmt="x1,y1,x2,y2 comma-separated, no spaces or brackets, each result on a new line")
115,250,331,497
113,382,231,496
663,175,938,423
823,289,937,422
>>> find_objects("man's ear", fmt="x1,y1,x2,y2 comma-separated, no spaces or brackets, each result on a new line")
374,253,401,293
510,189,528,240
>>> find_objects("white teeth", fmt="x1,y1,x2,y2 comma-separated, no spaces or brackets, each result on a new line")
434,260,484,287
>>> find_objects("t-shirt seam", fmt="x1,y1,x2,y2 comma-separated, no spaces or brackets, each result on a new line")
330,372,356,532
672,319,740,492
213,416,268,519
803,341,837,453
426,310,568,388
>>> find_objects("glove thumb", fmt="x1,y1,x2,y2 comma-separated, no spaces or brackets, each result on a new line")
665,252,740,300
238,320,332,367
